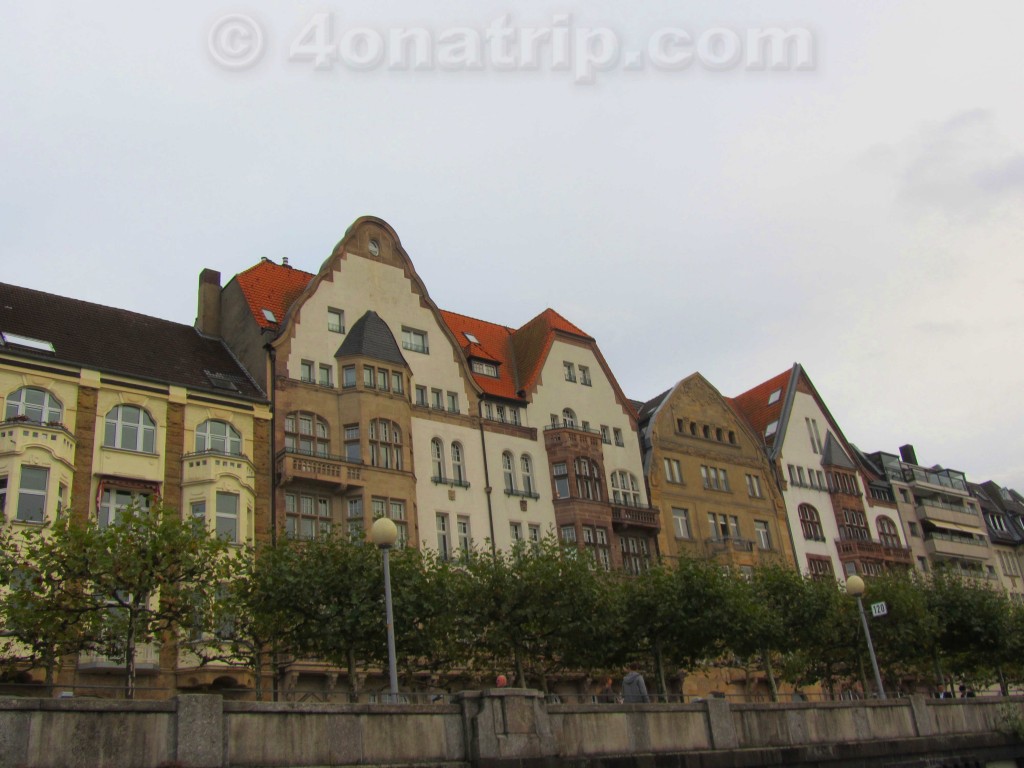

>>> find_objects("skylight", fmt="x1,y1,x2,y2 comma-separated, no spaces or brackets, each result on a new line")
1,331,55,354
205,371,241,391
262,309,278,323
464,332,480,344
765,420,778,437
768,389,781,404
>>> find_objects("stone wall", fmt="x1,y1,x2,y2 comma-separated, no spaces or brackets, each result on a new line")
1,690,1021,768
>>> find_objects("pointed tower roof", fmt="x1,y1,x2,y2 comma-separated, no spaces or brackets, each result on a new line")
336,310,408,367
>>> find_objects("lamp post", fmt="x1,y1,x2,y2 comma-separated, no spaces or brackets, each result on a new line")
370,517,400,702
846,575,886,700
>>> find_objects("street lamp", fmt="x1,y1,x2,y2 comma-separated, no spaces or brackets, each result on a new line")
370,516,400,702
846,575,886,700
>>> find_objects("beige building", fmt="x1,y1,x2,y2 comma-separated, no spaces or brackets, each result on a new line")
0,282,271,694
637,373,795,572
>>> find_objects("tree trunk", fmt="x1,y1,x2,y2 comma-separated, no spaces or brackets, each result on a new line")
347,647,359,702
253,647,264,701
762,647,779,702
125,608,138,700
514,647,525,688
653,643,666,698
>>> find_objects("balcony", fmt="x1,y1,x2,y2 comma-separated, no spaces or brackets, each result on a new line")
835,538,913,564
543,424,604,456
705,536,755,553
0,418,76,468
433,475,471,490
924,530,989,561
900,465,969,496
276,448,363,490
612,505,660,531
79,643,160,673
915,498,978,528
182,450,254,487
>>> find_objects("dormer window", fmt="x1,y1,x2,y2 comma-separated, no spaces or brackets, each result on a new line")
471,360,499,377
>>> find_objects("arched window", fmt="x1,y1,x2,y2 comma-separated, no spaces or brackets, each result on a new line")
5,387,62,424
196,420,242,455
451,441,466,484
877,516,901,548
104,405,157,453
502,451,516,492
562,408,577,428
611,470,640,507
431,438,445,481
284,412,330,456
520,454,534,495
369,419,402,470
798,504,824,541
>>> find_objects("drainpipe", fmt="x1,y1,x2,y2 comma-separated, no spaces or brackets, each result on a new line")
264,339,278,546
478,400,497,556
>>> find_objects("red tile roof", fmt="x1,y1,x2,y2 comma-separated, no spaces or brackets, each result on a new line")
235,260,314,329
730,368,793,446
438,309,521,400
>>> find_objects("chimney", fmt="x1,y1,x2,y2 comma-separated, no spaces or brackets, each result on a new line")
282,256,290,268
196,268,222,337
899,444,918,465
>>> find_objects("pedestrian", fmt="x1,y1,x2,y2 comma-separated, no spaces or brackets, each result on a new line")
598,676,615,703
496,674,508,688
621,662,649,703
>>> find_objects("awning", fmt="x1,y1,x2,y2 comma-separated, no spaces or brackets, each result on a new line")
927,520,982,535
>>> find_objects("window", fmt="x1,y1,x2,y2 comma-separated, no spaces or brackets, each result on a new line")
510,521,523,542
806,418,823,453
342,365,356,388
581,420,591,433
502,451,516,493
664,458,682,484
584,526,611,570
899,488,910,503
377,368,389,391
728,431,736,444
765,420,778,438
344,424,360,461
987,513,1008,532
700,465,730,492
195,420,242,456
708,513,740,540
402,327,429,354
391,372,403,394
300,360,314,383
327,307,345,333
452,442,467,485
471,360,499,377
389,501,408,547
447,392,459,413
807,556,834,579
436,513,450,560
520,454,535,496
98,487,150,528
621,535,651,575
611,471,641,507
528,524,541,542
431,389,443,410
457,516,471,557
508,407,520,425
798,504,824,541
745,474,763,498
285,492,332,540
496,405,506,423
797,467,806,486
553,462,569,499
768,388,781,404
0,475,6,518
575,458,600,500
562,408,577,428
755,520,771,550
564,361,576,382
716,428,723,442
877,516,901,548
216,492,240,543
5,387,62,424
579,365,592,386
369,419,402,470
483,402,494,420
613,428,624,446
190,500,206,529
672,508,691,539
104,405,156,453
431,438,446,481
319,364,333,387
600,425,611,444
907,521,920,538
363,366,375,388
415,385,427,406
284,412,330,456
560,525,577,543
17,466,48,523
917,556,929,573
347,497,363,538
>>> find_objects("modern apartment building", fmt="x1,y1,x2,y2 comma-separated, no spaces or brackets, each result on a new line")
0,282,271,693
636,373,795,572
732,365,912,578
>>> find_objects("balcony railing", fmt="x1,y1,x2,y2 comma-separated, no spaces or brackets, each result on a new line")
543,423,602,435
505,488,540,500
432,475,471,489
402,340,429,354
612,506,660,530
706,536,755,553
901,466,968,493
835,538,913,563
0,417,77,466
276,448,363,488
916,498,976,516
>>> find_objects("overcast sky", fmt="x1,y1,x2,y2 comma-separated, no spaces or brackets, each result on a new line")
3,3,1023,490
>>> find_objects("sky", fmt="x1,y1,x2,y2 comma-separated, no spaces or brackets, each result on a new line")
3,3,1024,489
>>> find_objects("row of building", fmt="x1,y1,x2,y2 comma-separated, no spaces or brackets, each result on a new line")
3,215,1022,693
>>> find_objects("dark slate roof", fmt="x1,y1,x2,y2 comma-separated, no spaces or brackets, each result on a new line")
636,389,670,427
820,432,855,469
335,310,408,367
0,283,265,400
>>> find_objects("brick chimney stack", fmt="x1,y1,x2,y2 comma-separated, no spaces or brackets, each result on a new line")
196,268,222,337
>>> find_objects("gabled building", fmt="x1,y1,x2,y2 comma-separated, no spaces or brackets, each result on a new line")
732,364,912,578
636,373,794,572
0,282,271,692
978,481,1024,595
198,216,656,572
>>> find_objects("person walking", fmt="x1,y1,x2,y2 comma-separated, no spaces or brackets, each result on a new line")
621,663,649,703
